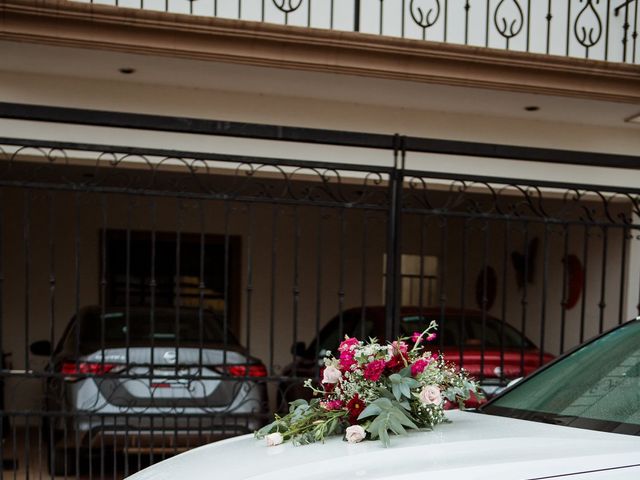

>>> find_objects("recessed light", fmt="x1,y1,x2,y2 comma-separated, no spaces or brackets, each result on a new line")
625,113,640,124
524,106,540,112
119,67,136,75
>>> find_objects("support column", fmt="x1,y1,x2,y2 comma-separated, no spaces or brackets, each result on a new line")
625,213,640,321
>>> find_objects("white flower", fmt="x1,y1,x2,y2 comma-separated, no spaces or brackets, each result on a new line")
266,432,283,446
345,425,366,443
322,365,342,384
419,385,443,406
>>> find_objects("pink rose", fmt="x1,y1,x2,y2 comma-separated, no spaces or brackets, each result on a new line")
322,365,342,384
419,385,442,406
265,432,283,446
363,359,386,382
345,425,366,443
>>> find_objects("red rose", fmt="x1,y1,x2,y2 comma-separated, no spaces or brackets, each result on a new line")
386,341,409,373
346,395,365,425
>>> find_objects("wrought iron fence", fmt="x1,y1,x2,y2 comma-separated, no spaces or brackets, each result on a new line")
0,104,639,478
71,0,639,63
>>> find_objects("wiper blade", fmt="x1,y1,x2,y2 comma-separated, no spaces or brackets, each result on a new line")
529,413,577,426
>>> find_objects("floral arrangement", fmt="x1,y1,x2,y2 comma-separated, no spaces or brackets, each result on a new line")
256,321,480,447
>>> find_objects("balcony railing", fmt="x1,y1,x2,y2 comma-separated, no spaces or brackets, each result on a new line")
73,0,638,64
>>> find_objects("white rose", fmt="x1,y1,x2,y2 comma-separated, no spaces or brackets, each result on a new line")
322,365,342,384
419,385,443,406
266,432,283,446
345,425,366,443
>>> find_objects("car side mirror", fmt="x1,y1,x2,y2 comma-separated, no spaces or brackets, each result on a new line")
30,340,52,357
291,341,306,357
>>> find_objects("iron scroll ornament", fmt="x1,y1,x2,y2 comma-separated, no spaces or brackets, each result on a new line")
0,144,391,210
272,0,303,13
409,0,442,40
494,0,525,47
402,175,640,227
272,0,303,24
574,0,604,58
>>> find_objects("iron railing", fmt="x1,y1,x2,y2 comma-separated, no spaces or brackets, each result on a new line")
71,0,639,63
0,103,639,478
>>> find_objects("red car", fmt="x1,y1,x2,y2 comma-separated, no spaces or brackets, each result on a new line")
279,306,553,409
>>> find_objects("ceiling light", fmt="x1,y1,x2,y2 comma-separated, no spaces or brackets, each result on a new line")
524,106,539,112
119,67,135,75
625,113,640,124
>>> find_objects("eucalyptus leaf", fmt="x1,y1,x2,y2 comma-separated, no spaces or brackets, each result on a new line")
378,425,390,448
376,387,396,400
358,403,382,419
391,383,402,401
392,410,418,429
388,417,407,436
289,399,309,409
399,382,411,399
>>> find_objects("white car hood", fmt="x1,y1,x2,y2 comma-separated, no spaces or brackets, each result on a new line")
127,410,640,480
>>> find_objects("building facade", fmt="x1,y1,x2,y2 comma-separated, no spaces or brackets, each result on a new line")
1,0,639,477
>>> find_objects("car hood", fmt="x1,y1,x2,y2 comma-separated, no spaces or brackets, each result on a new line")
127,410,640,480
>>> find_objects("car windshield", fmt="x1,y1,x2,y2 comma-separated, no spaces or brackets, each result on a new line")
74,308,239,349
483,319,640,435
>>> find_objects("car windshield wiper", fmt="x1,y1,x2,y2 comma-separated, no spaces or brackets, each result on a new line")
529,412,578,426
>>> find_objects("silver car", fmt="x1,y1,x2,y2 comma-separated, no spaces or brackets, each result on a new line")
30,306,268,475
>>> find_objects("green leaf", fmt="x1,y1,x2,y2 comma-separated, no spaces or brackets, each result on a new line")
378,425,390,448
388,416,407,436
358,397,394,420
255,421,277,438
390,375,420,401
399,382,411,399
393,410,418,429
289,399,309,409
391,383,402,401
376,387,395,400
362,401,420,447
358,403,382,420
